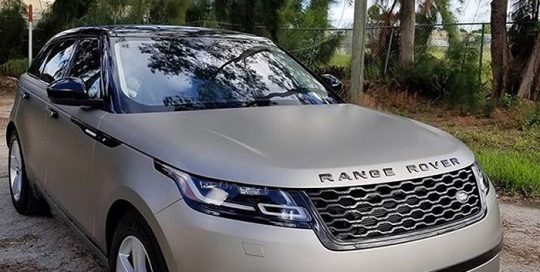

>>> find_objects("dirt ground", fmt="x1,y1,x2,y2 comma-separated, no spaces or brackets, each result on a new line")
0,79,539,271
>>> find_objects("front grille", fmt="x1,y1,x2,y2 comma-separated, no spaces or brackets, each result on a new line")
307,167,483,245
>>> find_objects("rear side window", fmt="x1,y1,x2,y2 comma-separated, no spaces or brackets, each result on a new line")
67,39,102,98
40,40,76,83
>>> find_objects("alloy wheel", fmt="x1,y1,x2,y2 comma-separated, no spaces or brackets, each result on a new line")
116,235,153,272
9,139,22,202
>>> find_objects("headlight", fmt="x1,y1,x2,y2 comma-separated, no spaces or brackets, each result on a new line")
471,161,490,195
155,160,312,228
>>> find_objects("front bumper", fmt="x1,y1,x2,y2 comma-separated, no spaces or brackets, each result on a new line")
154,185,502,272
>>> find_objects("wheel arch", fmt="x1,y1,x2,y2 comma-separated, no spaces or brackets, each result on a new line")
105,199,139,254
104,197,175,271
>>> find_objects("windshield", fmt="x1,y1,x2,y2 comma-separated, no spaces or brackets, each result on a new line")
113,37,338,112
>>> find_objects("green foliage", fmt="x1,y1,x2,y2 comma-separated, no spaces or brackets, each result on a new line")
277,0,343,68
214,0,288,40
0,0,26,64
434,0,461,47
525,104,540,127
36,0,195,47
363,52,383,80
448,125,540,196
402,54,446,95
30,0,341,70
500,93,523,108
35,0,94,49
403,43,486,112
0,58,28,77
328,53,350,68
444,43,485,109
477,151,540,196
81,0,172,25
185,0,213,23
282,31,344,68
149,0,191,24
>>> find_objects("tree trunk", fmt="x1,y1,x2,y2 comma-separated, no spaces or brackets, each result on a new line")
350,0,368,104
533,75,540,100
490,0,512,99
517,31,540,100
399,0,415,68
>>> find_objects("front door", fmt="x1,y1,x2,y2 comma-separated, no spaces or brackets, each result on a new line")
15,39,77,186
44,38,106,236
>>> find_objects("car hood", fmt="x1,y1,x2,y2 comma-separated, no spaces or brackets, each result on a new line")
99,104,475,188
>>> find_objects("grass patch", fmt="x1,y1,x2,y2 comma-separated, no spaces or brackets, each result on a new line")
476,151,540,196
328,53,350,68
445,126,540,196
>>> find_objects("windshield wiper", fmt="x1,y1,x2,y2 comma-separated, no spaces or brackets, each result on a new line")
209,46,272,79
243,89,306,108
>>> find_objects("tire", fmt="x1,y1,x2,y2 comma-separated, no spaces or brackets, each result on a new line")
8,131,49,215
109,210,169,272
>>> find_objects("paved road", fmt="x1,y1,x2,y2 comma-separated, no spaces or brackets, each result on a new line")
0,96,538,271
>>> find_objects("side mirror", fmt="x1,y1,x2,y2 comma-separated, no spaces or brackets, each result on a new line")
320,74,343,92
47,78,102,107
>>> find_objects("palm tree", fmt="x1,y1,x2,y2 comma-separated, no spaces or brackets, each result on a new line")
491,0,540,100
367,0,458,72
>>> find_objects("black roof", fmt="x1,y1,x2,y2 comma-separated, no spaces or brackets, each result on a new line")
52,25,271,42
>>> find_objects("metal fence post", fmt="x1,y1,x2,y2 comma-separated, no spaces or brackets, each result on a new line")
384,27,395,76
479,23,486,84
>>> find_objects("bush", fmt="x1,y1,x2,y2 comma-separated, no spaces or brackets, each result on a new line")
402,44,486,112
525,104,540,128
0,59,28,78
0,1,26,64
401,54,446,99
444,44,486,111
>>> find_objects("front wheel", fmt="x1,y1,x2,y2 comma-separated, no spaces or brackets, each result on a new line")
8,132,48,215
110,211,168,272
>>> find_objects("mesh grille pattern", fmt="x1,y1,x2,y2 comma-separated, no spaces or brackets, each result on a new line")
307,168,482,243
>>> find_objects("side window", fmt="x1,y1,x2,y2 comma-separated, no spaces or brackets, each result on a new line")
67,39,102,99
28,47,49,77
40,40,77,83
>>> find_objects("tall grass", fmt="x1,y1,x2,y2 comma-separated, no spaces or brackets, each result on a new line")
447,125,540,197
477,151,540,196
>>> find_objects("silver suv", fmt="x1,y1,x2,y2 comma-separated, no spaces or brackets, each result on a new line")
7,26,503,272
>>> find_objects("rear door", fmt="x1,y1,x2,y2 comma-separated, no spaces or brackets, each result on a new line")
44,37,107,235
15,40,77,186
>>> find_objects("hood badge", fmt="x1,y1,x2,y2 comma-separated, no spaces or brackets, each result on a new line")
319,158,461,183
455,191,469,203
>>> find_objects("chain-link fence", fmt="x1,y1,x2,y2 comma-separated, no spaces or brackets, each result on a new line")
277,23,493,85
187,21,493,85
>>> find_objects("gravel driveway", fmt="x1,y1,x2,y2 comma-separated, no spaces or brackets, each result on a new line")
0,95,538,271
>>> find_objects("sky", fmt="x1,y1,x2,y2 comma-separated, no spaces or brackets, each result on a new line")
329,0,493,28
